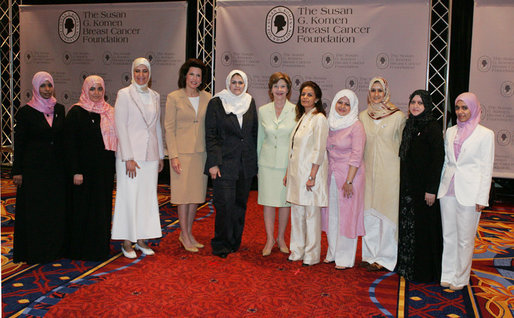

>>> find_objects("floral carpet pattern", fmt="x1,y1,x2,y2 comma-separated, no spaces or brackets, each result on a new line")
2,170,513,317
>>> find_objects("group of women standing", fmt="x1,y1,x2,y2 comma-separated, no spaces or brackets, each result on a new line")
12,58,163,263
12,59,494,291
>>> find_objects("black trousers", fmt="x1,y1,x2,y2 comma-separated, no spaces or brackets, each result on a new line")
210,166,253,254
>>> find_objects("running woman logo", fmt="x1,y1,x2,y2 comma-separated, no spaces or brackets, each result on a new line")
265,6,294,44
58,11,80,43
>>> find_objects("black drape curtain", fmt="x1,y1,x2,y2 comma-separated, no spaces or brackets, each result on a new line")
448,0,474,126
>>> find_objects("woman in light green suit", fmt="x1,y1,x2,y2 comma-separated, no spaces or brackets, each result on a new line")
257,72,297,256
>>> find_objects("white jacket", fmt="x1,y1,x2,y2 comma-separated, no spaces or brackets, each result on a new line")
437,124,494,206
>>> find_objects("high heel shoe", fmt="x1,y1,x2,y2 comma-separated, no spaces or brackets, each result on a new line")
262,240,275,257
121,245,137,259
179,236,199,252
194,242,205,249
278,242,289,254
135,243,155,255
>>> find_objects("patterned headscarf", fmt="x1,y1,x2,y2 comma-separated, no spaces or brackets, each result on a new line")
366,76,399,120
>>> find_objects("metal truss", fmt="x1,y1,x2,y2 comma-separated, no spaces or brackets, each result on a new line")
1,0,20,165
196,0,216,93
428,0,452,130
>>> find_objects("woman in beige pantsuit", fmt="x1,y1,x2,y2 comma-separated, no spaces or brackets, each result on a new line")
165,58,211,252
284,81,329,266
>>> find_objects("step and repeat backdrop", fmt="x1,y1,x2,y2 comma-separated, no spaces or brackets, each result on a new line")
19,2,187,112
214,0,431,113
469,0,514,178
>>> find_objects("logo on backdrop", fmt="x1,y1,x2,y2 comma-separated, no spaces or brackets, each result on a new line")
345,76,358,91
270,52,282,67
376,53,389,69
500,81,513,97
322,53,335,69
477,56,491,72
265,6,294,44
292,75,304,92
221,52,233,66
496,129,511,146
121,72,131,86
58,11,81,43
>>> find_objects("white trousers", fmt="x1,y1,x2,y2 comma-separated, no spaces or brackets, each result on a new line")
361,210,397,271
112,159,163,242
325,177,358,267
289,204,321,265
440,196,481,288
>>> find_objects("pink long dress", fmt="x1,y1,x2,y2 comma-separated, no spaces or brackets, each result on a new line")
321,121,366,238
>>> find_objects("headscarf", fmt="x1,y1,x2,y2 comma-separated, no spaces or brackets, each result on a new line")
215,69,252,116
27,71,57,114
76,75,117,151
454,92,481,158
328,89,359,131
399,90,435,160
131,57,151,92
366,76,399,120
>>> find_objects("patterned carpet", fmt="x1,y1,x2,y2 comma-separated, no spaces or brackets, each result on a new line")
2,170,513,317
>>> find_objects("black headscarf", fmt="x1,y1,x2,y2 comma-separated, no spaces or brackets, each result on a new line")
399,90,435,160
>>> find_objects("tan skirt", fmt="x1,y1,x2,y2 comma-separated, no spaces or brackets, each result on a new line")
169,152,207,204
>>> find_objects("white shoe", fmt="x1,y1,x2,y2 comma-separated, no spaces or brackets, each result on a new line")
121,245,137,259
135,243,155,256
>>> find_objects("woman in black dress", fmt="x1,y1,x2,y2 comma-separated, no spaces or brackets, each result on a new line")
396,89,444,282
12,71,66,264
65,75,117,261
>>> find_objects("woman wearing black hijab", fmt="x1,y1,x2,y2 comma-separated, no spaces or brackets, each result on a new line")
396,89,444,282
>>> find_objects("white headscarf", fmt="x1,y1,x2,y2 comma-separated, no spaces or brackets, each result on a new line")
215,69,252,116
131,57,151,92
328,89,359,131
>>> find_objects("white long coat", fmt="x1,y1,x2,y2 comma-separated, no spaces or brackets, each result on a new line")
286,109,329,207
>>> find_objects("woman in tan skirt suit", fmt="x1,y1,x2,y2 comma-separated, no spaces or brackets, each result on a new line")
165,59,211,252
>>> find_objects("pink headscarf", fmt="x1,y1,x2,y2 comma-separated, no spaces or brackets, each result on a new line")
454,92,481,159
76,75,117,151
27,71,57,114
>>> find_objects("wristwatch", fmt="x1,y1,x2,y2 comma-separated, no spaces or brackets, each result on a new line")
308,176,315,181
346,180,353,185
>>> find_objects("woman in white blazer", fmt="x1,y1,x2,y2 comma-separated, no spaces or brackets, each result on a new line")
284,81,328,266
437,92,494,290
112,57,164,258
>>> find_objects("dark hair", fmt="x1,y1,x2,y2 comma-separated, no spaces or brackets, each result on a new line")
177,58,207,90
267,72,292,101
408,89,432,112
295,81,325,121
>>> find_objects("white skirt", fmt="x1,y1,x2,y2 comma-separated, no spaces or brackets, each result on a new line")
111,159,162,241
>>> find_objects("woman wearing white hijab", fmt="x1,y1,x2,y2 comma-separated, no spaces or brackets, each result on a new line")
204,70,258,258
321,89,366,270
112,57,164,258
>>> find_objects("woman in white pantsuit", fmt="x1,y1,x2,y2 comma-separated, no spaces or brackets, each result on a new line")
437,92,494,290
284,81,328,266
112,57,164,258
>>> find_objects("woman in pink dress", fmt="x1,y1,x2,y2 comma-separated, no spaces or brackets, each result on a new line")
322,89,366,270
